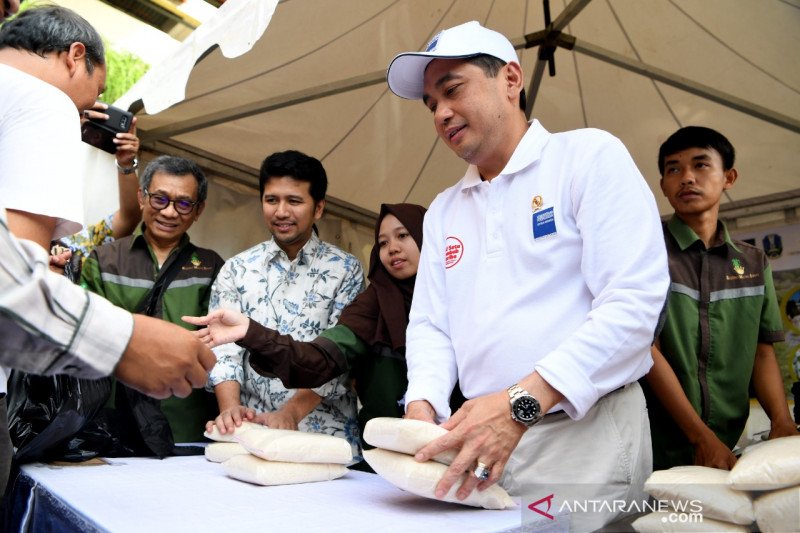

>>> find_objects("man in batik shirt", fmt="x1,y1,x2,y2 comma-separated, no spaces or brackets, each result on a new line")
207,150,364,460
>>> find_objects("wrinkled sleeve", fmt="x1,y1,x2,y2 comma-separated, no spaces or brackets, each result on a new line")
404,202,459,422
0,217,133,377
243,321,355,388
534,135,669,419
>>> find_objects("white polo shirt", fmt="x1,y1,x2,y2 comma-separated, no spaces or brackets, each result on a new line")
405,120,669,420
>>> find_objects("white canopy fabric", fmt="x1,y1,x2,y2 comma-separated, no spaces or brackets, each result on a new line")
126,0,800,234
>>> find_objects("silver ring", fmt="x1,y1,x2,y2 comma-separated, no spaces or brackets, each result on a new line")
473,462,490,481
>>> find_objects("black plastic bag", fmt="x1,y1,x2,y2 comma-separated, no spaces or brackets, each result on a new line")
112,384,175,458
6,371,112,463
5,372,184,462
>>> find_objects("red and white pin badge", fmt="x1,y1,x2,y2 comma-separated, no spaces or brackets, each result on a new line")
444,236,464,269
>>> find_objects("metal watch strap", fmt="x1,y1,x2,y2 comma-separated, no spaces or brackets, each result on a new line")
507,384,528,403
116,157,138,175
507,384,542,427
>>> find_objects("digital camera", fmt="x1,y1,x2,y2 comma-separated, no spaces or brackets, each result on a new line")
81,104,133,154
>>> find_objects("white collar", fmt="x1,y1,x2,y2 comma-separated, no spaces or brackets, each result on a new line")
460,120,550,190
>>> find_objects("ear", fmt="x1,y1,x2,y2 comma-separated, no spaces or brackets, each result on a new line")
65,42,87,76
313,199,326,221
137,188,146,210
723,168,738,190
503,62,524,103
194,201,206,220
659,177,667,195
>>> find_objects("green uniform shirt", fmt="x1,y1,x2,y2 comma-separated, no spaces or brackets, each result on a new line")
81,224,225,442
319,325,408,443
647,216,784,469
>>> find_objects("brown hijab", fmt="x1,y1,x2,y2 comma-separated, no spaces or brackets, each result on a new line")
337,203,426,353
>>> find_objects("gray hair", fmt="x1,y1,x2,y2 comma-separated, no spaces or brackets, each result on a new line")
0,6,105,73
140,155,209,202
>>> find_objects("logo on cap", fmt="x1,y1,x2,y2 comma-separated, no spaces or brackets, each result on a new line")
426,32,442,52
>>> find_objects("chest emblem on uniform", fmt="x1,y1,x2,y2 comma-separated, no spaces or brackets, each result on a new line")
731,258,745,276
191,253,201,268
531,195,544,212
445,236,464,269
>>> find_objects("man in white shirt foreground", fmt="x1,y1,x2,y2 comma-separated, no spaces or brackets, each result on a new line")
0,5,215,492
387,21,669,530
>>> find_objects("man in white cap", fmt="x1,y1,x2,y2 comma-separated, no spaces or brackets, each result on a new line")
387,21,669,529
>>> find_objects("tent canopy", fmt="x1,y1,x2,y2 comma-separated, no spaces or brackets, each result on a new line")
130,0,800,225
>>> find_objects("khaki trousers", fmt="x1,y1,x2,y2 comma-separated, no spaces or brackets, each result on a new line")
500,382,652,531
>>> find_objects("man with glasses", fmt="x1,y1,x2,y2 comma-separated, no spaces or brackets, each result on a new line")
81,155,225,445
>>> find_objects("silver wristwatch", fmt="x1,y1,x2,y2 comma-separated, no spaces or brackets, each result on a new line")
507,384,543,428
115,157,138,175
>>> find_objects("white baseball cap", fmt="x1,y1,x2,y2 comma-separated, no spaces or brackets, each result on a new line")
386,21,519,100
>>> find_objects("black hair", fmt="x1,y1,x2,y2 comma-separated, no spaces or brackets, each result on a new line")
658,126,735,175
259,150,328,202
465,54,526,111
140,155,208,202
0,6,104,73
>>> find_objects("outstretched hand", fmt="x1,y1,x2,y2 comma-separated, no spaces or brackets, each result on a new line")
182,309,249,348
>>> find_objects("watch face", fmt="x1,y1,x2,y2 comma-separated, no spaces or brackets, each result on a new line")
513,396,541,423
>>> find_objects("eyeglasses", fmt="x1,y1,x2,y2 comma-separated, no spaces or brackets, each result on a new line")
143,188,199,215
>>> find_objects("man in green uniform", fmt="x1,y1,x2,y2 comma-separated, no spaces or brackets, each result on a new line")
645,126,797,469
82,155,224,444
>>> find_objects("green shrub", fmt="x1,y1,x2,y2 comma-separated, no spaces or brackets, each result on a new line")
102,46,149,104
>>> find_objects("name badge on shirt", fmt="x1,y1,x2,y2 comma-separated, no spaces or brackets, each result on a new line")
532,207,557,240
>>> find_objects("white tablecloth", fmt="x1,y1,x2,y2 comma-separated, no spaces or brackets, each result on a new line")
18,456,522,532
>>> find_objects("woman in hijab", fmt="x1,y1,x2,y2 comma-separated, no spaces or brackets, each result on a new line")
184,204,463,451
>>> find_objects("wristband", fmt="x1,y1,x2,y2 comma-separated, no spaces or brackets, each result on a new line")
116,157,138,175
